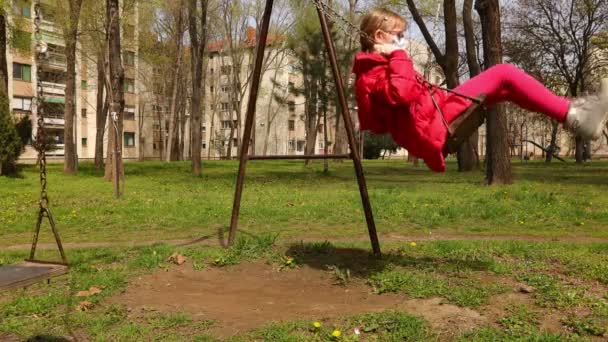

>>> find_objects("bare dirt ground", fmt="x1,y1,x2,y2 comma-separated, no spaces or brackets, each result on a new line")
107,260,552,338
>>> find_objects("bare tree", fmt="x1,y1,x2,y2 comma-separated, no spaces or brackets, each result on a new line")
476,0,512,184
188,0,209,174
508,0,608,163
165,2,186,162
95,50,108,168
61,0,84,173
104,0,125,197
407,0,479,171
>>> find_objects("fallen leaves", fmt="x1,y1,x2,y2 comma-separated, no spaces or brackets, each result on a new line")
76,286,103,297
77,301,93,311
167,252,187,265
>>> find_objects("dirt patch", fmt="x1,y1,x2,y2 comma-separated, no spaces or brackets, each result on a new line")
108,261,487,337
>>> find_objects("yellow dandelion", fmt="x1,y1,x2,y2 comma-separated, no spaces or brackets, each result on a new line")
332,329,341,337
313,321,321,328
410,242,417,247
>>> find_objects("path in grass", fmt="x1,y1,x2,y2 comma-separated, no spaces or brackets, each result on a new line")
6,232,608,251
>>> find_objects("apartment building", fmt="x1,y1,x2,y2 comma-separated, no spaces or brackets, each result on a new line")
10,0,140,161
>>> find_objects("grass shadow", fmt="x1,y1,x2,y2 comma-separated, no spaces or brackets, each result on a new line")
286,242,496,278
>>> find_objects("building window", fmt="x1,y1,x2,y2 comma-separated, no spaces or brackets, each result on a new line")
124,132,135,147
220,65,231,75
209,68,214,74
13,1,31,18
221,120,232,129
13,63,31,81
296,140,305,152
124,106,135,120
221,86,230,93
202,141,206,149
288,81,295,93
123,51,135,66
288,119,295,131
81,138,88,147
220,102,229,111
81,108,87,118
81,80,88,89
124,78,135,93
288,101,295,113
288,139,295,151
202,126,207,132
12,96,32,112
233,138,238,147
210,86,214,93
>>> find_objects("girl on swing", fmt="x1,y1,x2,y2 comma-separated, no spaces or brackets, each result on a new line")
353,8,608,172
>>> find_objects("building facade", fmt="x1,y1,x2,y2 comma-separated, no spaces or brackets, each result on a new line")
11,0,141,162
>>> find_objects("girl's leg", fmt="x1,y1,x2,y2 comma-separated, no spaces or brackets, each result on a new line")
452,64,569,122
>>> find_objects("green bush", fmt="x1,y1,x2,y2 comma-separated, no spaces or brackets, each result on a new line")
0,97,22,176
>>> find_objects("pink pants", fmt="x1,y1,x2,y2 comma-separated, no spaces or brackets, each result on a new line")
449,64,569,123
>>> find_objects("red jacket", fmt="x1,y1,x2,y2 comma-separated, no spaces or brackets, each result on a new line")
353,50,471,172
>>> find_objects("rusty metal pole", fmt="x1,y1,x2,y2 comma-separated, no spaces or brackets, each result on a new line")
314,0,381,255
227,0,274,246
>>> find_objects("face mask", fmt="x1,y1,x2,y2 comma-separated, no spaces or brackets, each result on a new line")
392,36,407,49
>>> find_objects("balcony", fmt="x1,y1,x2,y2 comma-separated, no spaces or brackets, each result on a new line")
41,81,65,96
41,52,67,69
42,112,64,126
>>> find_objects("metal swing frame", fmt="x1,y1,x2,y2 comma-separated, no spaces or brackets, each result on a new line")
0,1,68,293
227,0,381,255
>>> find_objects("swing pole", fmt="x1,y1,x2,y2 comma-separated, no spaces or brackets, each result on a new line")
313,0,380,255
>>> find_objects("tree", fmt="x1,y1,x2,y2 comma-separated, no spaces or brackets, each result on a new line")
508,0,608,163
407,0,479,172
165,1,186,162
362,132,398,159
104,0,125,197
58,0,84,173
0,7,21,176
188,0,209,175
476,0,512,184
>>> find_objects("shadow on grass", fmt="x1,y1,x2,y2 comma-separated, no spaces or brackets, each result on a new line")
25,335,70,342
285,242,495,278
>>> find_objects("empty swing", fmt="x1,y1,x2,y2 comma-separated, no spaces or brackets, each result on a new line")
0,1,68,293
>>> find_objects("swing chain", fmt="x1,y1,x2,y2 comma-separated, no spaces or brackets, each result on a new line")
34,0,49,210
311,0,372,44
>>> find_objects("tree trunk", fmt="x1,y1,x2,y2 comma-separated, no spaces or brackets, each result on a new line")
476,0,512,185
545,120,558,163
0,14,7,93
95,51,108,168
575,135,584,163
63,0,83,173
166,9,184,162
460,0,481,171
104,0,125,197
138,103,145,161
189,0,208,175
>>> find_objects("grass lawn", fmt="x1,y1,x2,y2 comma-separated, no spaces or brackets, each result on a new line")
1,159,607,247
1,160,607,341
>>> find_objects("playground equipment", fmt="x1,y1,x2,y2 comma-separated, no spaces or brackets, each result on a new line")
0,0,68,292
227,0,487,256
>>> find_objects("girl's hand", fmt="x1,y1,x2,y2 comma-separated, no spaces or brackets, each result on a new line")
373,43,403,56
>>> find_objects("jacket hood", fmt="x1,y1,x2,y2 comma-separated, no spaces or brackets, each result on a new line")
352,51,389,75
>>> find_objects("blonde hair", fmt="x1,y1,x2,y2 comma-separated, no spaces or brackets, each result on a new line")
359,8,407,52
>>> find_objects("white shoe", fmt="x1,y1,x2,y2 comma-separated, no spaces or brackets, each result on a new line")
565,79,608,140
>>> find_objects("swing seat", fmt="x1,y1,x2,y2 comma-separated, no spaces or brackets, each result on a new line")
0,261,68,292
444,94,487,154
